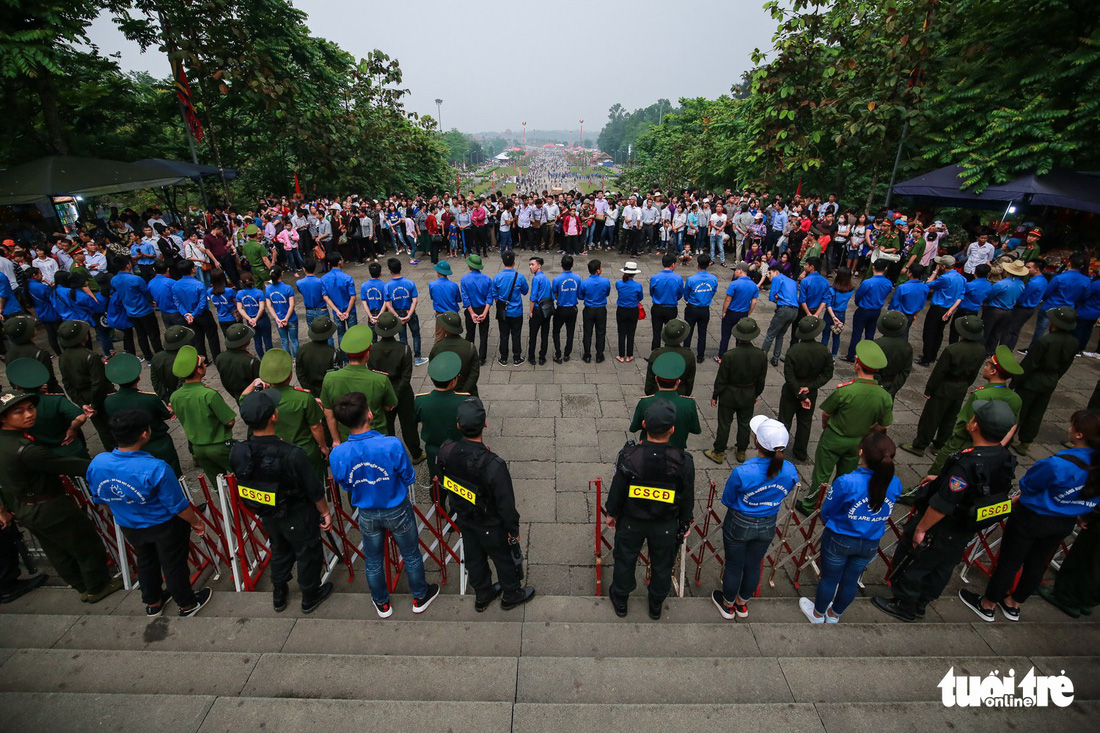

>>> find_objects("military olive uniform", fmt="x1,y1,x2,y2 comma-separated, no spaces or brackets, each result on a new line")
150,347,183,404
778,339,834,460
319,364,398,441
214,348,261,403
911,339,987,451
59,345,115,449
644,345,696,396
295,341,338,398
170,381,236,480
271,383,327,480
5,343,60,393
414,388,469,484
0,429,109,594
428,334,481,396
805,378,894,513
104,386,182,477
629,392,701,451
1012,329,1079,446
874,335,914,399
29,392,88,459
929,383,1022,474
711,343,768,455
369,337,423,458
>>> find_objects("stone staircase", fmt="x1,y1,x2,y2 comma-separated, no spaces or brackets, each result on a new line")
1,588,1097,731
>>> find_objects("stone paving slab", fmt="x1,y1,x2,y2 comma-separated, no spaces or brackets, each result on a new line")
53,615,296,653
0,613,77,648
814,700,1098,732
1,692,214,733
512,702,825,733
521,620,760,658
281,619,522,657
1031,656,1100,701
0,587,132,616
973,622,1100,657
199,698,513,732
750,622,997,657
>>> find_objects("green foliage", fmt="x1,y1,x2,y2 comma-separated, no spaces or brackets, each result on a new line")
597,100,675,164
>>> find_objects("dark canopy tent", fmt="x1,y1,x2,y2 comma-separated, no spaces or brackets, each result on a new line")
892,164,1100,214
134,158,239,182
0,155,186,206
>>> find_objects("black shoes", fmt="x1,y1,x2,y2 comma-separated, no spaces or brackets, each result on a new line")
273,583,289,613
696,355,704,363
498,357,508,366
563,355,570,362
871,595,916,622
582,355,592,363
769,357,779,367
302,581,334,614
610,593,628,617
413,583,441,613
959,589,995,622
538,356,546,365
514,357,526,366
595,355,605,363
475,583,503,612
0,573,47,605
501,586,536,611
179,587,213,618
648,598,663,620
553,355,563,364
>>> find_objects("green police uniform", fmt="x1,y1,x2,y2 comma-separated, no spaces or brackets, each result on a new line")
644,320,696,397
150,326,194,404
240,238,271,287
170,346,236,480
910,316,989,452
805,342,894,513
1012,307,1080,452
873,311,913,399
415,353,469,487
57,321,115,450
320,365,397,440
777,317,833,461
368,314,423,459
104,386,182,477
708,318,767,462
215,324,260,403
271,384,327,479
428,324,481,396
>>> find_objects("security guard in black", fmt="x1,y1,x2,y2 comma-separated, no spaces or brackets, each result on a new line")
606,400,695,620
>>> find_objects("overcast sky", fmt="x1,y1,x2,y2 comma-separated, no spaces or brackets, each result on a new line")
86,0,774,135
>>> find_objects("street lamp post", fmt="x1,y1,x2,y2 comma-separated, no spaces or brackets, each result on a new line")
435,98,443,132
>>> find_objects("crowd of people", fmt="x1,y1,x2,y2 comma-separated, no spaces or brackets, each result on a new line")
0,164,1097,625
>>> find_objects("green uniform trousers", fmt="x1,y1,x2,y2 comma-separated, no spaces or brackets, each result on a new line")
17,496,109,594
385,386,423,459
147,435,183,479
713,396,753,453
913,395,963,451
191,442,232,483
805,431,862,513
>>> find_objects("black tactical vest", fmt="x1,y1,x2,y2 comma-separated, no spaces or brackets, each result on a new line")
617,441,685,521
234,439,300,518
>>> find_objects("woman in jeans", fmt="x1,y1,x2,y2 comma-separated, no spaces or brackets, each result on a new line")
801,431,902,623
713,416,798,619
961,409,1100,621
614,262,643,362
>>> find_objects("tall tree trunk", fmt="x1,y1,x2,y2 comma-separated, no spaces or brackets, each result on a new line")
32,70,68,155
864,167,881,214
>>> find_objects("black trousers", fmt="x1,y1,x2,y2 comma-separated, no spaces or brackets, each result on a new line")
0,526,26,593
683,304,710,359
1052,517,1100,609
552,305,577,359
385,385,423,457
190,309,222,359
161,311,185,331
617,306,639,357
260,500,324,598
582,306,607,359
921,304,950,362
123,312,163,361
610,517,678,604
914,394,963,449
1003,305,1036,351
528,309,551,361
43,320,62,355
947,308,978,344
642,223,657,252
889,514,972,613
18,496,109,594
465,310,490,362
984,505,1076,604
217,254,240,286
628,228,642,256
650,304,678,352
982,306,1013,353
457,519,523,601
714,396,754,453
121,516,197,607
717,309,749,357
499,315,523,360
778,385,818,460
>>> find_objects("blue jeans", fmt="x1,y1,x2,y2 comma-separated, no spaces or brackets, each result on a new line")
253,315,273,356
721,510,777,603
95,322,114,356
671,231,684,256
813,527,879,615
396,309,422,357
357,498,428,606
333,309,359,349
845,307,879,359
284,248,304,272
1028,307,1050,349
499,230,512,253
277,320,299,357
822,312,846,356
710,234,726,265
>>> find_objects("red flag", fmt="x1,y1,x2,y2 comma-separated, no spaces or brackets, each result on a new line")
172,58,204,143
796,177,802,197
294,172,302,196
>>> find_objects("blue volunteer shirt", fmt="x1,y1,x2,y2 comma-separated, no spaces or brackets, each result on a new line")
769,272,798,307
460,270,493,310
579,274,611,308
1042,269,1090,309
798,272,830,310
721,457,799,517
1077,279,1100,321
820,467,903,540
552,271,582,307
105,290,131,330
73,290,103,324
329,431,414,509
208,287,238,323
359,278,386,313
649,270,685,306
173,276,209,317
321,269,356,312
386,276,419,312
958,278,992,311
615,278,643,308
1018,274,1047,309
889,280,928,315
986,276,1025,310
88,449,189,529
428,277,461,313
28,279,58,322
685,270,719,307
492,269,529,317
107,271,154,317
530,270,552,306
828,287,855,316
853,274,893,310
148,274,178,315
52,285,76,322
237,287,267,320
1018,448,1100,518
726,277,759,312
297,274,326,309
266,282,297,322
0,277,21,316
929,269,966,308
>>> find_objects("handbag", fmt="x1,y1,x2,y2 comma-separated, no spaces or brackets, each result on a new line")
495,271,519,321
638,304,647,320
831,319,844,335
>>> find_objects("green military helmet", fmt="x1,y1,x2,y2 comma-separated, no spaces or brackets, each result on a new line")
340,324,374,354
954,314,984,342
465,254,484,270
58,320,90,348
437,311,463,335
225,323,255,349
434,261,453,276
652,351,686,381
732,318,760,341
258,348,293,384
855,340,888,371
164,325,195,350
794,316,825,340
105,353,143,385
6,358,49,390
172,344,200,378
428,351,462,382
375,312,401,338
3,315,36,344
1047,306,1078,331
991,345,1024,376
661,318,689,346
877,310,908,337
308,314,337,341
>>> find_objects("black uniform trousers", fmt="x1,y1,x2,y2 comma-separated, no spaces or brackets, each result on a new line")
984,505,1075,604
982,306,1013,353
456,519,523,602
616,306,639,358
717,309,749,357
650,304,678,352
582,306,607,359
914,394,964,450
714,394,754,453
683,304,710,360
0,526,25,593
921,304,950,362
610,516,679,604
778,385,818,461
552,305,577,359
1002,305,1036,351
385,385,423,458
122,312,163,361
947,308,978,344
1017,387,1054,445
465,310,490,362
889,514,972,613
1052,517,1100,610
499,315,523,360
121,516,197,607
528,309,551,361
260,500,324,598
18,496,109,594
190,309,222,360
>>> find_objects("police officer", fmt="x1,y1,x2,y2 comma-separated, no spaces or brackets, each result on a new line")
428,311,479,396
214,323,261,403
231,390,334,613
57,320,115,449
778,315,833,462
151,325,194,404
103,353,182,477
873,310,913,400
901,315,988,457
414,352,469,489
706,318,767,464
87,409,210,617
7,358,92,458
369,312,425,463
4,315,61,392
437,397,536,611
320,324,397,444
169,345,236,480
644,319,696,396
803,340,894,514
296,315,338,398
874,401,1018,622
0,388,121,602
630,353,700,451
1010,306,1080,456
605,400,695,620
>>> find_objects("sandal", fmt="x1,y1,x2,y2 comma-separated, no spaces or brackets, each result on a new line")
615,356,625,363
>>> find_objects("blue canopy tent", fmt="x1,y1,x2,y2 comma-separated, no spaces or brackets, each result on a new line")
892,164,1100,214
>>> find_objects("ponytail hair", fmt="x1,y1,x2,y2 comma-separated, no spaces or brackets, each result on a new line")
1071,409,1100,498
756,438,786,479
860,431,897,512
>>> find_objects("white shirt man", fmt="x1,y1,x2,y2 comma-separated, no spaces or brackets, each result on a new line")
963,238,996,274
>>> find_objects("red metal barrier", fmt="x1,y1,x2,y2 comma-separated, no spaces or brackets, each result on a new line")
686,481,722,586
763,484,825,591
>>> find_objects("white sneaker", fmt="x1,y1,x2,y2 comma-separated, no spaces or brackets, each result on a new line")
799,596,825,624
824,604,840,624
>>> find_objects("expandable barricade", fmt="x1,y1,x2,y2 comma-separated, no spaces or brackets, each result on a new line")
763,483,822,591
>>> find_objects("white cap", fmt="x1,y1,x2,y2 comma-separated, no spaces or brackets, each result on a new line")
750,415,789,452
